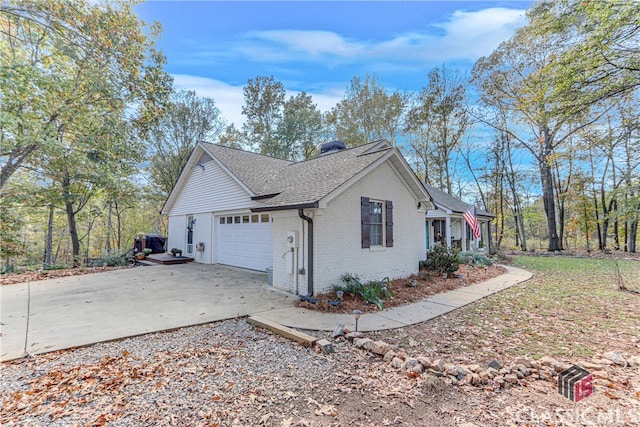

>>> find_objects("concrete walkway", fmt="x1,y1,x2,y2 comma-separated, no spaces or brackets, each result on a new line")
259,265,533,332
0,263,531,362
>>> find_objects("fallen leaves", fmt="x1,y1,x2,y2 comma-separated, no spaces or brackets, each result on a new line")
0,266,130,286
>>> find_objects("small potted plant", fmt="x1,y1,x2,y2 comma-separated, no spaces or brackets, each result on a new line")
143,248,152,257
135,252,146,260
170,248,182,257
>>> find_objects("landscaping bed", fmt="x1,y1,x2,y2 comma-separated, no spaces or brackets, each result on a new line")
295,263,507,313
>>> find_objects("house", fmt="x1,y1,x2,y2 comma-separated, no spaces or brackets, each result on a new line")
162,140,434,295
424,184,494,253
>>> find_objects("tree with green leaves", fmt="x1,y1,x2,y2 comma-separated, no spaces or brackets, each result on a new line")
147,90,226,198
40,114,144,266
405,65,469,194
241,75,286,156
471,21,604,252
217,124,245,149
276,92,323,160
0,0,171,189
528,0,640,113
327,74,405,146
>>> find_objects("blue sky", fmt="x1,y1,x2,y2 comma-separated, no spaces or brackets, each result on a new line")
135,1,532,128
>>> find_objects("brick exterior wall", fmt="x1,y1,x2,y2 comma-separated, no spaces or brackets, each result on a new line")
270,162,426,295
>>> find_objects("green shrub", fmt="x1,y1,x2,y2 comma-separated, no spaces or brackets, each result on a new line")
421,245,460,277
44,264,68,271
333,274,393,310
458,251,493,266
96,250,128,267
333,273,363,295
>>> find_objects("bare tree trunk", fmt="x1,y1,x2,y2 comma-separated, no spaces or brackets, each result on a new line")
613,199,620,250
43,206,54,268
583,201,591,251
62,176,81,267
105,202,113,252
628,193,639,253
541,160,560,251
115,202,123,250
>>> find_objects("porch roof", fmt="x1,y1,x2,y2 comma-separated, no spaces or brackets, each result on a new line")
424,185,494,218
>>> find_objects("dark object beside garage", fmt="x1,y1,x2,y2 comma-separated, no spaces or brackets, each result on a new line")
145,235,167,253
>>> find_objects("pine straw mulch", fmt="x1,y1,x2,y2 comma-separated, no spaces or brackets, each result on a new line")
294,264,508,314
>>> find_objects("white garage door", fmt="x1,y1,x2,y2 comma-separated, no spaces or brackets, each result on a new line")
216,213,272,271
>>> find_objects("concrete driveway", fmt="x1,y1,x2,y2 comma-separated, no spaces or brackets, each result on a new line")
0,263,294,361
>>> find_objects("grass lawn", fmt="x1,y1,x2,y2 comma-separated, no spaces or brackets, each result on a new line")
375,255,640,362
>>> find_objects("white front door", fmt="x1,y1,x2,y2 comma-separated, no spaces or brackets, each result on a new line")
216,213,272,271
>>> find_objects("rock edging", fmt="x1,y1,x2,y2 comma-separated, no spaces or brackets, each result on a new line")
344,332,638,389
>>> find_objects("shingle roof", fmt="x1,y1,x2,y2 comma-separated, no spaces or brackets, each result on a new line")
254,143,391,209
200,142,293,195
424,184,494,217
201,141,394,209
196,140,432,211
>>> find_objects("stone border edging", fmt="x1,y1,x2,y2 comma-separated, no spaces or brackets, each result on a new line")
343,332,638,390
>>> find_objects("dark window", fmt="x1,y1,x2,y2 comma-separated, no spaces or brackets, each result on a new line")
370,201,383,246
433,220,446,242
220,217,225,224
361,197,393,248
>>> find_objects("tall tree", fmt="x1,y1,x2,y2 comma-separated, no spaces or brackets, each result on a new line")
147,90,226,197
276,92,323,160
405,65,469,194
241,75,286,156
327,74,405,146
472,22,601,251
38,114,144,266
0,0,171,189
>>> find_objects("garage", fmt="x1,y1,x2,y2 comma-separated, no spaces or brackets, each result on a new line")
216,213,273,271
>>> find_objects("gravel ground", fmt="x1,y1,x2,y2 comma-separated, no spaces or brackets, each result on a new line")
0,319,470,426
3,318,638,426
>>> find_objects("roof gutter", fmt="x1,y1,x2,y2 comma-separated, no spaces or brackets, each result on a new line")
251,201,319,213
298,209,314,296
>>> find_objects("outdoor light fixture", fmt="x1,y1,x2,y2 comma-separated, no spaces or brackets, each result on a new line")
336,291,344,300
353,309,362,332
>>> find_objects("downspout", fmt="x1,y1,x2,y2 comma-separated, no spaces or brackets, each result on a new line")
298,209,314,296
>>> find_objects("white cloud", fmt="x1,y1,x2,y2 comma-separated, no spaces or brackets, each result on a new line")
172,74,344,129
236,7,527,65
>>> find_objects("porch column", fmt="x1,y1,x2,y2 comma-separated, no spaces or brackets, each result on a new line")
486,221,491,253
445,216,451,248
462,222,467,252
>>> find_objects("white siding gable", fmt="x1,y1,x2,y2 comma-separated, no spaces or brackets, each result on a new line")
168,158,254,216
